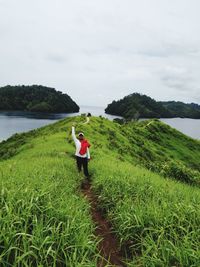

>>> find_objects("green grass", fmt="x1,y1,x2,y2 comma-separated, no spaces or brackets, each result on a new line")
92,156,200,266
0,118,99,266
0,115,200,266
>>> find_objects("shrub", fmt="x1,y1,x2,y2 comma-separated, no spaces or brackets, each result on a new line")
161,161,200,184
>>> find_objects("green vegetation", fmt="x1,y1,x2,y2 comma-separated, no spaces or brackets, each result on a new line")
0,85,79,113
0,118,99,266
160,101,200,119
120,119,200,185
0,116,199,266
105,92,200,119
92,158,200,266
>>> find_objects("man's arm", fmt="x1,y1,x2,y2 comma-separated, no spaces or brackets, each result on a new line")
72,126,78,143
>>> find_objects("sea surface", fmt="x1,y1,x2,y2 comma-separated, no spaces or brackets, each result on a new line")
0,106,199,142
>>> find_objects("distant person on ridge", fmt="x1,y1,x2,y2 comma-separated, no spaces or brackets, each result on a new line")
72,124,91,178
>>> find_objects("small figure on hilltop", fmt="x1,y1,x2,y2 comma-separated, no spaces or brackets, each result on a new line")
72,123,91,178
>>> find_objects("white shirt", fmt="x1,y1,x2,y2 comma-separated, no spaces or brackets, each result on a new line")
72,126,90,159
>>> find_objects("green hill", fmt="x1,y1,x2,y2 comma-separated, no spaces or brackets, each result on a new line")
160,101,200,119
105,93,200,119
0,85,79,113
0,116,199,266
105,93,172,119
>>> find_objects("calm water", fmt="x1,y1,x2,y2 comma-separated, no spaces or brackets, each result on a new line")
0,106,199,142
0,106,120,142
160,118,200,140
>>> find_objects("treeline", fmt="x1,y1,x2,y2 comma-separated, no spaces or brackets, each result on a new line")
160,101,200,119
105,93,200,119
0,85,79,113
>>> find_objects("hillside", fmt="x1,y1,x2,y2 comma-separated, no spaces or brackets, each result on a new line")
0,85,79,113
105,93,172,119
0,116,199,266
160,101,200,119
105,93,200,119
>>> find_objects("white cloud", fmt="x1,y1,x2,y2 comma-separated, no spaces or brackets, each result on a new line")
0,0,200,106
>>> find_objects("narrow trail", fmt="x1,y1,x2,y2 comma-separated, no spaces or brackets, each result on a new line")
143,120,154,128
82,116,90,124
79,116,126,266
81,180,126,267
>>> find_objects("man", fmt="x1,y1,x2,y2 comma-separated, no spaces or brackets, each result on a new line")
72,124,91,178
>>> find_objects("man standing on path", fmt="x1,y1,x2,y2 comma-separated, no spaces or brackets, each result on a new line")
72,124,91,178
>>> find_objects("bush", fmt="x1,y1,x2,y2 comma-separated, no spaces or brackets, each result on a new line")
161,161,200,184
113,118,124,125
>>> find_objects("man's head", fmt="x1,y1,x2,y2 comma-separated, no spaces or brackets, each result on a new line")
78,132,84,141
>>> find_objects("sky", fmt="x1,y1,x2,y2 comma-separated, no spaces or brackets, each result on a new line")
0,0,200,107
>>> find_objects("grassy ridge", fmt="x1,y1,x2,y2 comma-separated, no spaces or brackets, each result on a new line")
77,117,200,265
123,120,200,185
0,117,99,266
0,116,200,266
76,117,200,185
92,157,200,266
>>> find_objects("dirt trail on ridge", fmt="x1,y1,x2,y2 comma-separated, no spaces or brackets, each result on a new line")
79,115,126,266
81,180,126,267
82,116,90,124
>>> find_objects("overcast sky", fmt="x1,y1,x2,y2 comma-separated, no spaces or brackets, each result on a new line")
0,0,200,106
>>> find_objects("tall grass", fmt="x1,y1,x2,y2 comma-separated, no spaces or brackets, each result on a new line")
0,129,99,266
92,154,200,266
0,115,199,266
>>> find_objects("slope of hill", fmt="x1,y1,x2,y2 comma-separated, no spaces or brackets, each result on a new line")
105,93,200,119
0,116,199,266
0,85,79,113
105,93,172,119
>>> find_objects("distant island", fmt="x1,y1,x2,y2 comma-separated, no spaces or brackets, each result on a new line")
0,85,79,113
105,93,200,119
159,101,200,119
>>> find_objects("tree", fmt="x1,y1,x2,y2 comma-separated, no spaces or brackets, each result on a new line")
0,85,80,113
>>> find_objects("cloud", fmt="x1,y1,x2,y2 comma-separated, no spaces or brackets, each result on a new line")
158,65,200,105
159,66,191,91
138,42,200,58
0,0,200,105
45,54,67,63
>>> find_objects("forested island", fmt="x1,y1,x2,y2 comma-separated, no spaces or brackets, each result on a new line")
0,85,79,113
160,101,200,119
105,93,200,119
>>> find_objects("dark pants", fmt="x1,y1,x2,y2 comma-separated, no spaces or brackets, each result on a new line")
76,156,89,177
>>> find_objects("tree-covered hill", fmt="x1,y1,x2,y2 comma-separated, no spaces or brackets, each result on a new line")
105,93,173,119
105,93,200,119
160,101,200,119
0,85,79,113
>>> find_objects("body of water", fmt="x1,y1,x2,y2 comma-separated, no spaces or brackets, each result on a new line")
0,106,120,142
160,118,200,140
0,106,199,142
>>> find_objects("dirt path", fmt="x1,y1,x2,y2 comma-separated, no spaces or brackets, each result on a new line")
82,116,90,124
81,180,126,267
143,120,154,128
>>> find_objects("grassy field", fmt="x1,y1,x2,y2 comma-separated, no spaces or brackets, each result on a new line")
0,118,100,266
0,115,199,266
92,157,200,266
